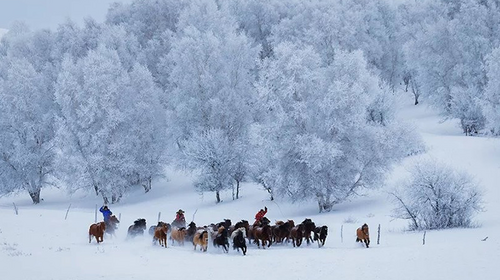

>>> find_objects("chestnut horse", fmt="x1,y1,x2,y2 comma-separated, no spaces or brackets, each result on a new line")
89,222,106,244
170,227,187,246
193,230,209,252
154,222,170,248
356,223,370,248
253,224,272,249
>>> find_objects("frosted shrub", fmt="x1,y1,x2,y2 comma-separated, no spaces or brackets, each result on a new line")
392,160,483,230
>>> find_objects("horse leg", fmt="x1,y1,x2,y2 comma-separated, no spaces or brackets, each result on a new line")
89,234,92,243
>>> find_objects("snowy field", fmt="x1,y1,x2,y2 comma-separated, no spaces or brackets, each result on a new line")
1,93,499,280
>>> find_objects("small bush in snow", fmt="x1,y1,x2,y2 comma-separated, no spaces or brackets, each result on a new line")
343,216,358,224
391,160,483,230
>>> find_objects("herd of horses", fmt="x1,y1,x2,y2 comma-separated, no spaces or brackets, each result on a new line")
88,215,371,254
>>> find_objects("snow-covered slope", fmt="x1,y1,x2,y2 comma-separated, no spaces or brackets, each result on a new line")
0,92,498,280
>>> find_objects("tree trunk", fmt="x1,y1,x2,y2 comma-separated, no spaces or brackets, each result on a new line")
29,189,41,204
143,177,152,193
216,191,221,203
262,182,274,201
236,180,240,200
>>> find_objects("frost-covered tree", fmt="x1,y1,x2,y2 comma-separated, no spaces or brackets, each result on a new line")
403,0,500,133
106,0,186,84
391,160,483,230
55,46,166,203
271,0,402,89
483,47,500,135
165,0,259,202
255,44,421,212
0,58,55,203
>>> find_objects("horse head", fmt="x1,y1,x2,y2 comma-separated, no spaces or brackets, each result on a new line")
361,223,369,235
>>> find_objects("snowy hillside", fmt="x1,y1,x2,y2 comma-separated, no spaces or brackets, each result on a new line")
0,92,498,280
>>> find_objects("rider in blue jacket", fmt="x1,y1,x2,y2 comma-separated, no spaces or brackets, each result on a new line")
99,205,112,223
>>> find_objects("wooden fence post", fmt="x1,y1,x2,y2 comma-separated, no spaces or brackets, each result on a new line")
94,204,98,223
13,202,18,215
341,224,343,243
65,204,71,220
377,224,381,245
423,231,426,245
157,212,161,223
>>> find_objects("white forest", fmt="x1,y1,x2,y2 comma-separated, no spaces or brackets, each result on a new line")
0,1,499,279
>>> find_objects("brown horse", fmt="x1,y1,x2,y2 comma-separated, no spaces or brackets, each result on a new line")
89,222,106,244
193,230,209,252
105,215,120,237
356,223,370,248
253,224,272,249
170,227,187,246
290,223,305,247
154,222,170,248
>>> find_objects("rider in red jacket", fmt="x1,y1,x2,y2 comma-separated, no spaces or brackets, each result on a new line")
255,207,268,222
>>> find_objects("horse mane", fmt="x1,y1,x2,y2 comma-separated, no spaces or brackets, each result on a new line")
134,218,146,227
217,226,225,234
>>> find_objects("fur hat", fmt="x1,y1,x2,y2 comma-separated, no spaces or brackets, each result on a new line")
176,209,185,214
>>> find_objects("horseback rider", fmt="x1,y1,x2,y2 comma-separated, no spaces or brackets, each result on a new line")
173,209,186,228
99,205,112,224
255,207,268,223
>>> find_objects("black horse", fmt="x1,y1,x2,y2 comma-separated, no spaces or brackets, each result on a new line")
213,226,229,253
127,218,147,238
313,225,328,247
231,227,247,255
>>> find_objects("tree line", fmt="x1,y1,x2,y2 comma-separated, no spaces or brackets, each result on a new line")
0,0,496,211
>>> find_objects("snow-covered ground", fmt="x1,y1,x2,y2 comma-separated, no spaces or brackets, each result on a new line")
1,92,499,280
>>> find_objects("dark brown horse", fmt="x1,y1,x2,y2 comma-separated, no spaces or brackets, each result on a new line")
153,222,170,248
213,226,229,253
253,224,272,248
104,215,120,237
89,222,106,244
356,223,370,248
301,218,316,245
185,221,198,242
127,218,147,238
290,223,305,247
230,220,250,236
273,220,295,244
313,225,328,247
